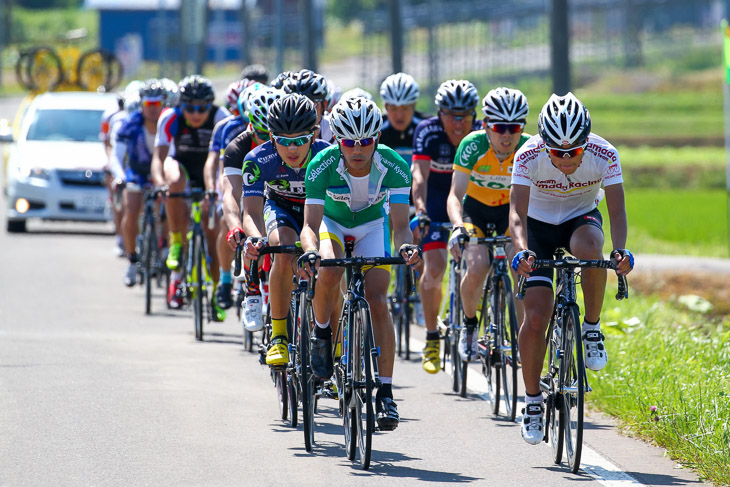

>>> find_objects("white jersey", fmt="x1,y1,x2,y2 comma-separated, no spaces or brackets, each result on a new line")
511,133,623,225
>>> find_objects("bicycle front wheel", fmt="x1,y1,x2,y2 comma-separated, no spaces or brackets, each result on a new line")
287,299,299,427
353,300,374,470
192,233,204,341
141,213,156,315
299,291,315,452
480,281,500,414
563,304,585,473
497,275,519,421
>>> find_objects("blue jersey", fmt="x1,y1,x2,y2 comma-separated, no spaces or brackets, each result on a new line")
115,111,152,175
210,114,247,155
412,116,480,222
379,110,429,166
242,139,331,205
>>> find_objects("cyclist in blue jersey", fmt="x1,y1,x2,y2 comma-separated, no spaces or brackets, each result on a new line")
151,75,231,309
412,79,481,374
242,94,330,366
379,73,429,164
110,79,166,286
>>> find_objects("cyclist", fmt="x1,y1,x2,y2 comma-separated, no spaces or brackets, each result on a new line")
509,92,634,445
283,69,333,142
324,78,342,113
240,63,269,85
151,75,230,309
109,79,167,286
298,96,421,431
241,93,330,366
446,87,530,365
412,79,480,374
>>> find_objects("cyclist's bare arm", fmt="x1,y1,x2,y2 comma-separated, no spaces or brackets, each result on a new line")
203,150,219,192
508,184,532,277
151,145,169,187
604,183,632,275
411,158,430,214
221,174,242,234
392,202,421,266
300,204,324,252
241,195,266,239
446,170,470,227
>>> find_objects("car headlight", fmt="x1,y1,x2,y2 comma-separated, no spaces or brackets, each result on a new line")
17,166,51,180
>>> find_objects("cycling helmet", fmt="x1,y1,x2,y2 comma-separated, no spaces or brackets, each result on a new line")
434,79,479,112
123,80,144,112
329,96,383,140
240,64,269,84
160,78,180,107
178,75,215,103
139,78,166,100
225,80,248,112
481,87,529,122
247,87,285,133
236,82,266,118
271,71,294,90
380,72,420,106
267,93,318,135
283,69,328,102
325,79,342,110
341,87,373,101
538,92,591,147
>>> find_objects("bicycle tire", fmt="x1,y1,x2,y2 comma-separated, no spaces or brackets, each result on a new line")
77,48,120,91
287,299,299,428
390,267,404,358
300,290,315,452
276,370,288,421
547,311,564,464
354,301,374,470
498,275,519,421
404,295,412,360
26,46,63,92
192,233,204,341
449,262,463,393
480,279,500,414
342,304,357,461
142,214,156,315
15,49,36,91
563,304,585,473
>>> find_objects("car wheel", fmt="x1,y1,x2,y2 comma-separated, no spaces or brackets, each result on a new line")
7,220,26,233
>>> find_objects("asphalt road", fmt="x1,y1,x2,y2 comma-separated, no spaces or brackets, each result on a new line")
0,93,710,486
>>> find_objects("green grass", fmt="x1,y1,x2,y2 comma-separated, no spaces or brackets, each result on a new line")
599,189,729,257
591,290,730,486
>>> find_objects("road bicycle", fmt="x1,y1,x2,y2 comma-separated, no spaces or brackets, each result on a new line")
517,248,628,473
139,187,169,315
471,227,519,421
313,238,413,469
167,188,219,341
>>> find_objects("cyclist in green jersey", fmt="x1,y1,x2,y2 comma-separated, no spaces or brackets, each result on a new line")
298,97,421,431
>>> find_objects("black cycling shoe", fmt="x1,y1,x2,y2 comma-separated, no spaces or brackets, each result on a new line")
375,395,399,431
310,333,334,379
215,282,233,310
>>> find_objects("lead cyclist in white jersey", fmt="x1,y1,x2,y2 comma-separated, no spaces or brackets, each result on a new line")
509,92,634,445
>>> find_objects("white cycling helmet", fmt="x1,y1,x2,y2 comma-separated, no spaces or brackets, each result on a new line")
538,92,591,147
160,78,180,107
380,72,420,106
341,87,373,101
247,87,286,133
482,87,529,122
329,96,383,140
236,82,265,117
434,79,479,111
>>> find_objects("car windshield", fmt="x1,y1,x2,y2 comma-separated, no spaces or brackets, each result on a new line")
26,109,105,142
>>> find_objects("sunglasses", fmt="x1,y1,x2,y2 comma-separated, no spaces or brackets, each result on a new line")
182,102,211,114
440,110,474,122
338,137,376,148
547,144,586,159
142,99,163,107
254,130,271,141
488,122,524,134
273,133,314,147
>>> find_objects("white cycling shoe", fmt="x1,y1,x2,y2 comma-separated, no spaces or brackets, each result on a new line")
242,294,264,332
521,402,545,445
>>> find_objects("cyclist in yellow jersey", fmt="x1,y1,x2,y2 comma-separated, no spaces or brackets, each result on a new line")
443,87,529,368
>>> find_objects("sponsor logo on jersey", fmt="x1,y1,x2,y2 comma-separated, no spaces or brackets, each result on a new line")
515,164,530,174
242,161,261,186
586,143,617,162
607,163,620,174
307,154,337,182
471,173,512,189
460,141,479,164
516,144,543,163
534,177,601,193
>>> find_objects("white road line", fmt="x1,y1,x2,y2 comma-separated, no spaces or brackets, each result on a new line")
409,336,642,485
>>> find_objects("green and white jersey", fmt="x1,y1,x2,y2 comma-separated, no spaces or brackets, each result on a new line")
304,144,412,229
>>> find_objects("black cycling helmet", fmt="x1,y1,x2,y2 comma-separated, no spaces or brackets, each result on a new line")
139,78,166,99
271,71,294,90
178,75,215,103
435,79,479,112
283,69,328,102
240,64,269,84
267,93,318,135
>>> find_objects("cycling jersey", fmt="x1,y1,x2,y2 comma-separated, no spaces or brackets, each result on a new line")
511,133,623,225
209,114,247,157
100,105,125,144
319,114,333,143
222,130,260,178
305,145,411,229
412,116,481,222
110,110,154,184
379,110,429,164
453,130,530,207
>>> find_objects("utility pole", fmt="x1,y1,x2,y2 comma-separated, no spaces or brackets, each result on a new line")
303,0,317,71
550,0,571,95
240,0,251,66
390,0,403,74
275,0,283,74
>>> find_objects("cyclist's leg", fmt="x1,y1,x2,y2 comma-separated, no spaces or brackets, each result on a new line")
163,156,188,257
460,224,490,319
364,268,395,378
121,180,144,258
215,213,235,308
419,229,448,335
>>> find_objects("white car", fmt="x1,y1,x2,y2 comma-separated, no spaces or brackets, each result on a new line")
3,91,118,232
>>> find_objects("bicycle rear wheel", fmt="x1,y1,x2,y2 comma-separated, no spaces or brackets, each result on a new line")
480,281,500,414
354,301,374,470
403,296,412,360
141,213,156,315
497,275,519,421
299,291,315,452
563,304,585,473
275,370,288,421
192,233,204,341
546,312,564,463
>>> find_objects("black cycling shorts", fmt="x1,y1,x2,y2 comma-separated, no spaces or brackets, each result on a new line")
463,196,510,237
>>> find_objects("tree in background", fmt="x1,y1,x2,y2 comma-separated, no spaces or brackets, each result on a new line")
18,0,81,9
